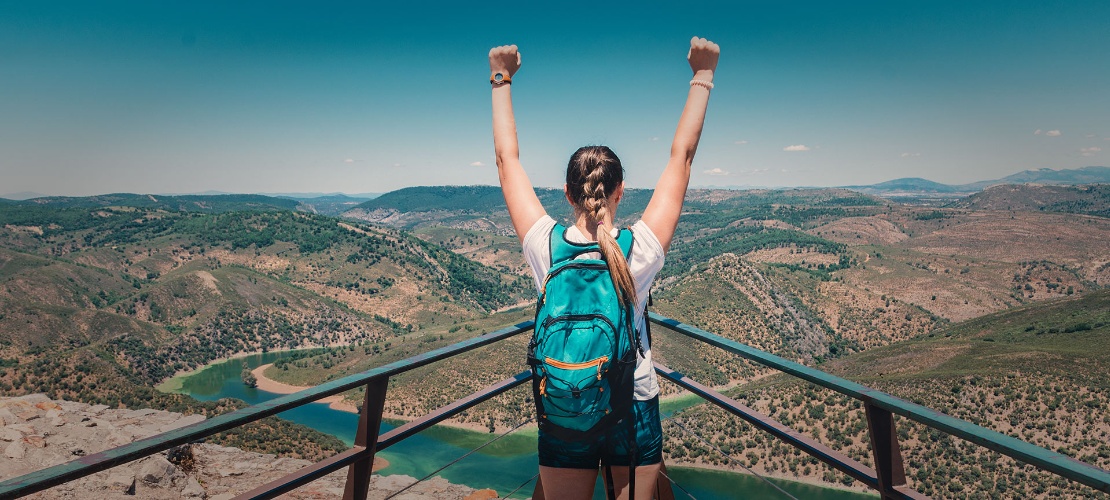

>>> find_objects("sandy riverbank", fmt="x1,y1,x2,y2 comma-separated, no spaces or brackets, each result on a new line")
250,364,361,413
154,348,324,393
250,364,499,434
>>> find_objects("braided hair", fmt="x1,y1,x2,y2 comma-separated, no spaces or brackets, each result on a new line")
565,146,636,307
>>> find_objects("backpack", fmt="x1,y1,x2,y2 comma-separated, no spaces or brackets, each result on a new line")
529,223,639,442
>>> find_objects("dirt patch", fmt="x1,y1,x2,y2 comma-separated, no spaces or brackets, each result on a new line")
811,216,908,245
194,271,221,295
3,224,43,236
745,247,841,265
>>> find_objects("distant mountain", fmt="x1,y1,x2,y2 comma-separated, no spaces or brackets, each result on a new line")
0,191,48,201
844,166,1109,198
989,166,1110,186
11,193,299,213
264,192,381,199
845,177,965,194
286,194,376,217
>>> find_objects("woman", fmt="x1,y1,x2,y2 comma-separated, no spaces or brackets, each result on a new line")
489,36,719,499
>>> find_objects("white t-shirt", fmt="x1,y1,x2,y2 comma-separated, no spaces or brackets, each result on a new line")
522,215,665,400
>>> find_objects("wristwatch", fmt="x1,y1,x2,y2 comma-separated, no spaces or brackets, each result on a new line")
490,72,511,85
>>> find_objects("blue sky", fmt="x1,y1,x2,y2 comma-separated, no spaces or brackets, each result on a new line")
1,1,1107,197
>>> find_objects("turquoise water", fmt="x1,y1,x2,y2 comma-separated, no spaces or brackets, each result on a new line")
171,352,875,499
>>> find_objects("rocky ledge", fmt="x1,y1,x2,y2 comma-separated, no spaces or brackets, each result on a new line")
0,394,498,499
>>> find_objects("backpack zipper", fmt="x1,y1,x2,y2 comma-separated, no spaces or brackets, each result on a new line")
544,355,609,380
541,313,617,332
540,261,608,296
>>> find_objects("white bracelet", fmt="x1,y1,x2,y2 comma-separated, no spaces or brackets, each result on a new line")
690,79,714,90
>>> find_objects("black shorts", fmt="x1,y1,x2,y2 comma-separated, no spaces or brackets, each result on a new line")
537,396,663,468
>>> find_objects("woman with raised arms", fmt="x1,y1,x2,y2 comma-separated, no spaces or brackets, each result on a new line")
489,36,720,499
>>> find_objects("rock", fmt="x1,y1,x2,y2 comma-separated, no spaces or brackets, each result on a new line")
160,413,205,432
0,408,18,423
139,456,177,485
124,408,159,419
16,394,51,405
182,476,205,497
0,427,23,441
89,404,109,413
6,423,34,435
22,435,46,448
209,494,235,500
34,401,62,411
105,470,136,493
464,489,500,500
5,439,25,459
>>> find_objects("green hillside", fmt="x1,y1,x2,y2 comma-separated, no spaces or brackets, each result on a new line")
658,291,1110,498
0,201,529,454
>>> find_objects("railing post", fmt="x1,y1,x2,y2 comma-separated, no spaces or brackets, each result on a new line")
866,403,910,499
343,376,389,500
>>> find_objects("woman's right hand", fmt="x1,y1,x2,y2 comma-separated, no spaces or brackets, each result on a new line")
489,45,522,79
687,37,720,79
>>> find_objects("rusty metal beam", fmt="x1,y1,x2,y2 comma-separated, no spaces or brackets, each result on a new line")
344,377,390,500
866,403,913,499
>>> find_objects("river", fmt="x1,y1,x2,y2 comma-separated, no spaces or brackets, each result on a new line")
162,351,875,499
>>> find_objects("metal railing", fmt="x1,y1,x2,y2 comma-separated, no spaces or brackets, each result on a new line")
0,314,1107,499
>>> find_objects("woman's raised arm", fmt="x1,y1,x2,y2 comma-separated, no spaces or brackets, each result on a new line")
641,37,720,252
490,44,546,242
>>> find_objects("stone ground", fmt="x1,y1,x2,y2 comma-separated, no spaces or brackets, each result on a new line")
1,394,499,499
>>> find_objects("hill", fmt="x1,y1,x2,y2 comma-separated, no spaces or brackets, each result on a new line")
658,290,1110,498
0,203,529,433
950,183,1110,217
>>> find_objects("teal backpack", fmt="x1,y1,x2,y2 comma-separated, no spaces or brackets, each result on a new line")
529,223,640,442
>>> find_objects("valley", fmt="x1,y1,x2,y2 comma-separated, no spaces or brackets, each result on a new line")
1,183,1108,497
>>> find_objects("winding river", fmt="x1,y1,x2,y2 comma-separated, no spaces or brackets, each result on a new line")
161,351,874,499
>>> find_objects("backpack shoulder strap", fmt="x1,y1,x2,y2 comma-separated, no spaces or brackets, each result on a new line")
616,227,634,260
550,223,636,264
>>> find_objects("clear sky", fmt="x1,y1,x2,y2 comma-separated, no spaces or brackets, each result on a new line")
1,1,1107,197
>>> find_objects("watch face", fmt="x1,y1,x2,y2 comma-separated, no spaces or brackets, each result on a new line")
494,73,505,82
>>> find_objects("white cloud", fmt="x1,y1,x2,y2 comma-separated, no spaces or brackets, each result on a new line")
900,152,922,158
650,137,660,142
1034,129,1042,135
343,158,356,164
704,168,730,176
1085,134,1096,138
734,140,748,145
1046,130,1062,137
1080,147,1102,157
393,163,402,167
783,144,810,152
469,161,485,167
